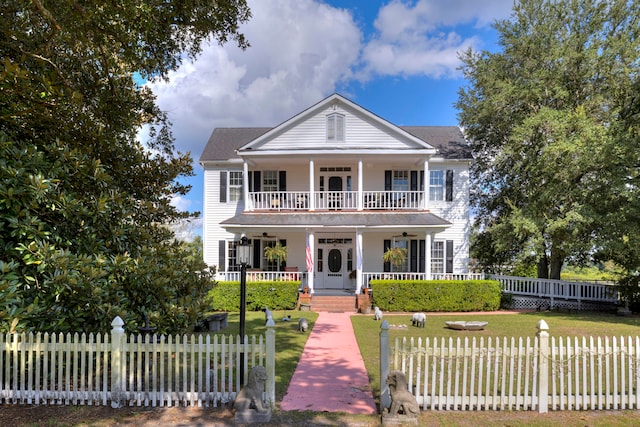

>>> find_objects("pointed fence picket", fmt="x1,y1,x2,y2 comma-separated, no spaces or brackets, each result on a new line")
381,320,640,412
0,317,276,408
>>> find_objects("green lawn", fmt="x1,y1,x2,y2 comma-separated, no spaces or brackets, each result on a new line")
214,309,318,399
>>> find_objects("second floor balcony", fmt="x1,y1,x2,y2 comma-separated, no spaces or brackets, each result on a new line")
248,190,426,212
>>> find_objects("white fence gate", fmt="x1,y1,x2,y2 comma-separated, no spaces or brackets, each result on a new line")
0,317,276,408
380,320,640,412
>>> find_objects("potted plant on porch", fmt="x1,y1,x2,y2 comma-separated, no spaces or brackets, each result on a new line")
383,246,407,269
264,242,287,264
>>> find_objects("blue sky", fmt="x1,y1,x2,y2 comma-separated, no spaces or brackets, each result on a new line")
145,0,514,239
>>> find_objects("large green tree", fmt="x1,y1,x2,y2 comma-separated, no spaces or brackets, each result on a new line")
457,0,640,279
0,1,250,333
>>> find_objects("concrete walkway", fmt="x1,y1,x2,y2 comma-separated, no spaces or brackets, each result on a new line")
280,312,378,414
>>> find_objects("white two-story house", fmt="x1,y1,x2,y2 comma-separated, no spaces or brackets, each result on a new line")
199,93,472,294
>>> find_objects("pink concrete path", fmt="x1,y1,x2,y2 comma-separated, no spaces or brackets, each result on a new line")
280,312,378,414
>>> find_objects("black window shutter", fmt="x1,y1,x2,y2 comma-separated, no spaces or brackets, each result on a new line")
218,240,226,271
410,171,418,191
410,239,418,272
279,171,287,191
445,170,453,202
248,171,253,192
446,240,454,273
384,170,392,191
253,171,261,192
252,239,261,269
220,171,227,203
420,170,424,191
279,239,286,269
419,240,426,273
383,239,391,272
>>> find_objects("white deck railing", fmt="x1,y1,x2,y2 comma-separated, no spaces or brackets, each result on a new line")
248,190,424,211
493,275,619,307
221,271,302,282
363,272,486,283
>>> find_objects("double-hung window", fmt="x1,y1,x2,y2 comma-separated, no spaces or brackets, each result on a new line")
429,170,444,201
229,171,243,201
227,241,241,272
263,171,278,192
431,241,444,274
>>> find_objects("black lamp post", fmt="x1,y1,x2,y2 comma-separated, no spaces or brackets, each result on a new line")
237,235,251,386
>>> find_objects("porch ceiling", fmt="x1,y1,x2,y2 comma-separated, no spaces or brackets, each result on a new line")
220,211,451,233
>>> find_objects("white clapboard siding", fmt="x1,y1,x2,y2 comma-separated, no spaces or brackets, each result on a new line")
382,324,640,412
0,320,275,408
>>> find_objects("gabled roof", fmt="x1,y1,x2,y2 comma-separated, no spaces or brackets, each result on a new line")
199,94,472,163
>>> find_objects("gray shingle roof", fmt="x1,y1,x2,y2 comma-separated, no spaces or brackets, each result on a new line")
400,126,471,160
199,126,471,163
199,128,271,163
220,211,451,229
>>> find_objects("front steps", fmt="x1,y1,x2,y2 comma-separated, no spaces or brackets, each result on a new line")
298,293,372,313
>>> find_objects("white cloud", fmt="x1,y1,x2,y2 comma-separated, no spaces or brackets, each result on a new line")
146,0,361,158
361,0,512,79
170,195,192,212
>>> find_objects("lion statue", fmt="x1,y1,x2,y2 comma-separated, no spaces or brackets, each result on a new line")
386,370,420,417
234,366,268,413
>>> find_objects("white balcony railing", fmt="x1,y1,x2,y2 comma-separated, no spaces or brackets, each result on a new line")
248,190,424,211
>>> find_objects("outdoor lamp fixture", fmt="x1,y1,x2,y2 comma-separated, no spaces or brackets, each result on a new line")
237,235,250,386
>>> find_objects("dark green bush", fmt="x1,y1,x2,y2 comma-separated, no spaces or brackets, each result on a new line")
370,280,501,312
208,281,300,312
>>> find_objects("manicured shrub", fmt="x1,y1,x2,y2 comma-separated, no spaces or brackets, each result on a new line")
208,281,300,311
370,280,501,312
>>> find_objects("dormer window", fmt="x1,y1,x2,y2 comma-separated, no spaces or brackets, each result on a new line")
326,113,345,141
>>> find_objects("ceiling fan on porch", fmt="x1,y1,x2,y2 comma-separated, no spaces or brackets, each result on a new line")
254,231,277,239
392,231,417,238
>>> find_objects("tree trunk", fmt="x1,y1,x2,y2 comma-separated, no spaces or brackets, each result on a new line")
537,255,549,279
549,251,564,280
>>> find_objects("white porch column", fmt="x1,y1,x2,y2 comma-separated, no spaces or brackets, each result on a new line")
425,232,432,280
423,159,429,211
357,159,363,211
307,230,315,292
356,229,363,293
309,159,315,211
243,161,250,211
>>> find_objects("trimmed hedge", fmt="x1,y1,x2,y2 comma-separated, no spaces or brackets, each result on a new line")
208,281,300,311
370,280,501,312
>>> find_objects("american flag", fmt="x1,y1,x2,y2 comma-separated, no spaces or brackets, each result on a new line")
306,234,313,272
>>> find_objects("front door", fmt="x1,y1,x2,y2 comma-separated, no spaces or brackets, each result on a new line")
328,176,342,209
319,173,353,210
315,238,353,290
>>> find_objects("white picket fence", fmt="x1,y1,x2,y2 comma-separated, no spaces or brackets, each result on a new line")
380,320,640,412
0,317,276,408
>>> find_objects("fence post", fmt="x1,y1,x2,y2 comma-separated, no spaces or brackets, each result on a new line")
380,320,390,411
536,319,549,413
265,318,276,408
110,316,125,409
